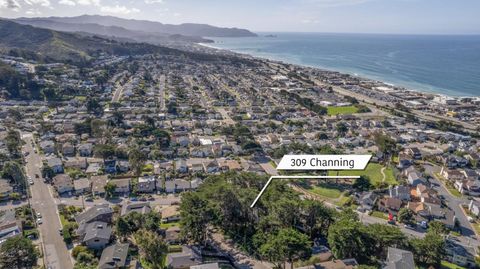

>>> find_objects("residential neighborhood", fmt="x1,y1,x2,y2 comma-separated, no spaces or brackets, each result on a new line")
0,12,479,269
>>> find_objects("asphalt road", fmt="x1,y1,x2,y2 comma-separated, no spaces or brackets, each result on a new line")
22,133,73,269
423,163,480,248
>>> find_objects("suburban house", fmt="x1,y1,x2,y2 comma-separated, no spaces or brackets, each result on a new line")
389,186,411,201
406,170,426,187
455,180,480,196
47,157,64,174
165,179,192,193
78,143,93,157
40,140,55,154
53,174,74,194
80,221,112,249
91,175,108,196
383,247,415,269
175,159,188,174
98,242,129,269
74,178,91,195
407,147,422,160
110,178,131,195
75,204,113,225
355,192,378,212
445,238,476,268
138,176,156,193
166,246,202,269
62,142,75,156
0,210,22,244
468,200,480,217
378,197,402,213
120,202,151,216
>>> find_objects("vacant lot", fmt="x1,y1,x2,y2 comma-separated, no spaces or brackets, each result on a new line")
328,163,397,187
310,183,343,199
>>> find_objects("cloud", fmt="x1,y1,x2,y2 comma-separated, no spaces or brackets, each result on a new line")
25,0,50,7
100,4,139,15
58,0,75,6
76,0,99,6
25,7,41,14
0,0,21,10
145,0,163,4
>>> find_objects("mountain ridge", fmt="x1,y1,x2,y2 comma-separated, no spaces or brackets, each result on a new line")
15,14,257,38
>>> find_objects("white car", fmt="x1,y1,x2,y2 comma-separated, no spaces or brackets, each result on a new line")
36,218,43,225
36,212,42,218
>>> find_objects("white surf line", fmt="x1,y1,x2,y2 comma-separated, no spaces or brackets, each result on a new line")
250,175,360,208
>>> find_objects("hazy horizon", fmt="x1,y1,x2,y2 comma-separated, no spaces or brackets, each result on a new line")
1,0,480,35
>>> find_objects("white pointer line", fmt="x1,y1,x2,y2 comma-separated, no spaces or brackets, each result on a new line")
250,175,360,208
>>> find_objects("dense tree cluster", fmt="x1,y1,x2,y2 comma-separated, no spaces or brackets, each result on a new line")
180,172,447,268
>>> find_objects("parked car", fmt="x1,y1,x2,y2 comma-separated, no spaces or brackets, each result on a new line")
36,218,43,225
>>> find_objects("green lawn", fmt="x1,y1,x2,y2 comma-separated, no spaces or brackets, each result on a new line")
310,184,343,199
328,163,397,187
327,106,359,116
160,221,180,229
441,261,467,269
370,211,389,220
59,214,68,227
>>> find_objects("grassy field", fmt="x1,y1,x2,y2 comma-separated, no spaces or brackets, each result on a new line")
310,184,343,199
327,106,359,116
328,163,397,187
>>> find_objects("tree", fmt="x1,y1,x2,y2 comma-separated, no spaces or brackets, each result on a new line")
397,208,414,224
352,176,372,192
373,132,397,156
328,219,370,263
0,236,38,269
129,147,146,176
93,144,115,160
259,228,311,269
410,232,445,267
427,221,448,235
134,229,168,269
302,200,335,239
364,223,407,260
2,161,26,187
336,122,348,136
104,182,116,199
180,192,213,246
115,216,130,239
86,97,103,115
5,129,21,157
41,165,55,179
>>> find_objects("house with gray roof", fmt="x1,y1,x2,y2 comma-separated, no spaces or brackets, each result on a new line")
383,247,415,269
47,157,64,174
120,202,151,216
81,221,111,249
98,242,129,269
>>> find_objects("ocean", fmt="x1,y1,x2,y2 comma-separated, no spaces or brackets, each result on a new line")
208,33,480,97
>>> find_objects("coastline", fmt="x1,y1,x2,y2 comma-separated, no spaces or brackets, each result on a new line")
197,42,479,99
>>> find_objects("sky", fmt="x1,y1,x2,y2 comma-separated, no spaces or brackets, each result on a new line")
0,0,480,34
